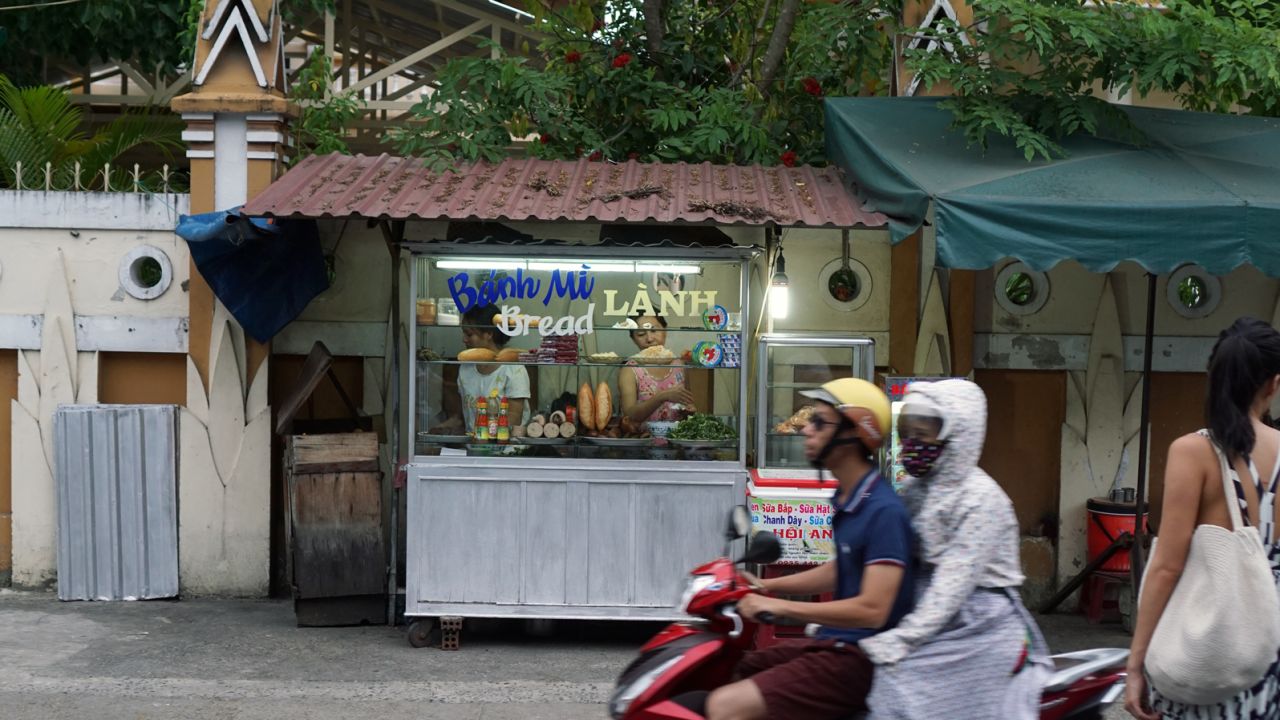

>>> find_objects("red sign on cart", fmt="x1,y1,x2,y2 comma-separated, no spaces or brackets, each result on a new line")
749,496,835,564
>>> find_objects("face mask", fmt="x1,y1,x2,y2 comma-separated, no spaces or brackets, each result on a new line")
901,437,945,478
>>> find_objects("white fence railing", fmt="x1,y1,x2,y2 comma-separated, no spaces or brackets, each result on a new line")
6,162,188,193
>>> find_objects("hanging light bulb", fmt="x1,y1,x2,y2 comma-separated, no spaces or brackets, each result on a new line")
770,249,790,319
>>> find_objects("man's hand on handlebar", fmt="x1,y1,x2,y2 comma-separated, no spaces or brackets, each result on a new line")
738,593,786,622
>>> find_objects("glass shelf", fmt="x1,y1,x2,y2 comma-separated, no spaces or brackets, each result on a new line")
416,359,742,370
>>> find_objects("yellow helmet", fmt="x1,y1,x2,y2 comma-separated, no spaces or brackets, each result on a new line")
800,377,891,451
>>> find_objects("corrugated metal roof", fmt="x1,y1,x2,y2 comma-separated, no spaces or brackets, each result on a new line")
243,153,887,229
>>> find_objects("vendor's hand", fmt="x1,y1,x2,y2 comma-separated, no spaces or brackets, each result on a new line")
1123,670,1158,720
663,388,696,408
432,417,464,433
737,593,785,622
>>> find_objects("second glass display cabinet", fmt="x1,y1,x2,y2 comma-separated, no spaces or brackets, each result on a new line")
755,334,877,471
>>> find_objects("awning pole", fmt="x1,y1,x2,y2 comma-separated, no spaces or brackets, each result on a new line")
1131,273,1157,586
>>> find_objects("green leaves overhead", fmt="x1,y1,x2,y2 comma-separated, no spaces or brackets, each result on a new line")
906,0,1280,160
390,0,898,169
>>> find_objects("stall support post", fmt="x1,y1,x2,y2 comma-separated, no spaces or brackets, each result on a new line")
1131,273,1157,587
382,220,406,626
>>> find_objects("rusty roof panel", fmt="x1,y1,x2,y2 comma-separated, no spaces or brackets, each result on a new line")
244,153,886,229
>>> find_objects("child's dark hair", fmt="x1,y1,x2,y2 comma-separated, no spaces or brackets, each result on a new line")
1207,317,1280,461
461,303,510,348
628,310,667,338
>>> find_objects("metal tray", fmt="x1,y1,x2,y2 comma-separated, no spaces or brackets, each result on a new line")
670,438,738,449
419,433,470,444
581,436,651,447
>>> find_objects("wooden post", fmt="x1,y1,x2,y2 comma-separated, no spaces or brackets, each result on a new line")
948,269,976,377
890,232,922,375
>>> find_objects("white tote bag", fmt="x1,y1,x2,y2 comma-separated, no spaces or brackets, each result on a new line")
1141,435,1280,705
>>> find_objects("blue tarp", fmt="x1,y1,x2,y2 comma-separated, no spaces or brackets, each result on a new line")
824,96,1280,276
176,208,329,343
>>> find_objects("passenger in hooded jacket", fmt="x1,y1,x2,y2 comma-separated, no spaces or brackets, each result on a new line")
861,379,1052,720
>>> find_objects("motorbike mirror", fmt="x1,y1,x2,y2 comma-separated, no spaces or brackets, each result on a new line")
726,506,752,541
739,531,783,565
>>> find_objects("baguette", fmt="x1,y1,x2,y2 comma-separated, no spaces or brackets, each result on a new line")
595,382,612,429
495,348,522,363
579,382,596,431
457,348,497,362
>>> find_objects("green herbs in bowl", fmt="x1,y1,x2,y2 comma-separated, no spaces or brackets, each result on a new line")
667,414,737,441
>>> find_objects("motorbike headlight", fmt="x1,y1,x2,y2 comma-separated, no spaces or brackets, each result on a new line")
610,655,683,718
675,574,717,614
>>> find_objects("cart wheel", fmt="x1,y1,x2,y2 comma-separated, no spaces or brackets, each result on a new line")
407,619,438,649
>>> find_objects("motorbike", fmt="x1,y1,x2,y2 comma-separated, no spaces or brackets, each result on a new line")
610,507,1128,720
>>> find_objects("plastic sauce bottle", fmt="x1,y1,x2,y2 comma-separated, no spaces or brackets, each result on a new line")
475,396,489,442
497,396,510,444
487,389,501,440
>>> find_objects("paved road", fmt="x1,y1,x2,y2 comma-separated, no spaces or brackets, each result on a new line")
0,588,1132,719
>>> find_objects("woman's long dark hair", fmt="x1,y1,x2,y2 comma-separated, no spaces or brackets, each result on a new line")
1207,317,1280,461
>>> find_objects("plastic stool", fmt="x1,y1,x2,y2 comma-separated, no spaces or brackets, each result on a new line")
1081,571,1128,624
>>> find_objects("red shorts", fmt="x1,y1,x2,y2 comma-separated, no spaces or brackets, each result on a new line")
737,639,874,719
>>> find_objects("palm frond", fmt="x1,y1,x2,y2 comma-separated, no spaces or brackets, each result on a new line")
79,112,184,174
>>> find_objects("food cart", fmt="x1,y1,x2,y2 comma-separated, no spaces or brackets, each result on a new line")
405,240,757,643
748,334,876,647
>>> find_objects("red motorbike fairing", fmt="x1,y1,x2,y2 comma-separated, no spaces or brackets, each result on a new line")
629,699,707,720
641,623,709,655
625,638,725,720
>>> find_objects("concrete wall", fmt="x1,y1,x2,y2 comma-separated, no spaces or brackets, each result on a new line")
973,258,1280,585
0,190,191,588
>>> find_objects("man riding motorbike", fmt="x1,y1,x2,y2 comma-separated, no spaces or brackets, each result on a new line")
706,378,916,720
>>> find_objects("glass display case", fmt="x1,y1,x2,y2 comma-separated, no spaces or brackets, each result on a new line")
403,241,758,625
754,334,877,472
410,245,752,465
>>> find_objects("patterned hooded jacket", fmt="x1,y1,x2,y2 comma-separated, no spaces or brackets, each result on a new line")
860,379,1025,665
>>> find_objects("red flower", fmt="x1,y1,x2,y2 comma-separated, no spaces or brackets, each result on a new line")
540,134,551,144
588,150,603,162
612,53,632,69
565,50,582,64
801,77,823,97
780,151,798,167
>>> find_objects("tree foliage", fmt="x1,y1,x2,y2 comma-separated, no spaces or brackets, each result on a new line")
907,0,1280,160
0,0,334,86
290,48,364,160
0,74,183,190
390,0,899,169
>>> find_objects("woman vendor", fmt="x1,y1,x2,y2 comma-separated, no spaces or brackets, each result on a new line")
619,312,696,424
437,303,531,434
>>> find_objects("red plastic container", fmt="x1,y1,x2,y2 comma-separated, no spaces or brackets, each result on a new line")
1086,498,1148,573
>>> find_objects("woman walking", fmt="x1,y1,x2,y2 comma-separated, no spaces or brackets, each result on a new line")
1125,317,1280,719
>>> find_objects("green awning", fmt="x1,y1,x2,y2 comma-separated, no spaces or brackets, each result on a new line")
824,96,1280,276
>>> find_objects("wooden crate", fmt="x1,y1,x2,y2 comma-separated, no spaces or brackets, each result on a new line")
285,432,386,626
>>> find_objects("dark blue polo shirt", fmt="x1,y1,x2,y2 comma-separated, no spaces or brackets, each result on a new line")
817,469,915,643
